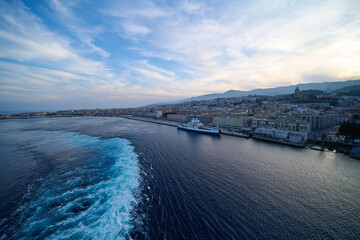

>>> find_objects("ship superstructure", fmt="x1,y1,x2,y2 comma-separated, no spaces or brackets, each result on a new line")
177,118,221,135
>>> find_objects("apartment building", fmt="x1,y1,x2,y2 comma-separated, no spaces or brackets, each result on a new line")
300,113,337,129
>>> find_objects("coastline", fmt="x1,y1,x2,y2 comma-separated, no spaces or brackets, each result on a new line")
2,116,357,157
119,116,359,157
252,135,305,148
121,116,305,146
121,116,249,138
120,116,178,127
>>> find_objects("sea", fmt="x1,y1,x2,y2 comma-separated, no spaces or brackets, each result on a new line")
0,117,359,239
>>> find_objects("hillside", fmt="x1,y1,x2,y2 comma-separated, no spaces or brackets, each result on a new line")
335,85,360,96
145,79,360,107
183,79,360,102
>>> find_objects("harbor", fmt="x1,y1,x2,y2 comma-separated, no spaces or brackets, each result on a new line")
121,116,251,138
120,116,359,156
121,116,306,146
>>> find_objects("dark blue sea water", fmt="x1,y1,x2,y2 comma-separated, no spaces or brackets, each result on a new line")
0,117,360,239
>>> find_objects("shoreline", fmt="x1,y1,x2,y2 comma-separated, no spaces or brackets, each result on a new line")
122,116,251,138
120,116,178,127
252,135,305,148
120,117,359,158
2,116,358,157
121,116,306,147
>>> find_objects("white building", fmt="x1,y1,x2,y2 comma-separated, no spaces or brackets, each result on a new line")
252,118,309,143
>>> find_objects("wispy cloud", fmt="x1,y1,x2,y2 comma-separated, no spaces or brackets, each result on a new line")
104,0,170,19
0,1,109,75
49,0,110,58
178,1,203,14
114,0,360,93
122,22,151,36
0,0,117,106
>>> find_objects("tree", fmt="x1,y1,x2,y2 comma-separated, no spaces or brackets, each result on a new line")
339,121,360,139
321,133,327,149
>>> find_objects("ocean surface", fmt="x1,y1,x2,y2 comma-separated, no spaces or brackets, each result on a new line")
0,117,359,239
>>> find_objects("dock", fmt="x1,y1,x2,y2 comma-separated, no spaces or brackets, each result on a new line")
220,130,249,138
121,116,178,127
121,116,307,148
252,135,305,148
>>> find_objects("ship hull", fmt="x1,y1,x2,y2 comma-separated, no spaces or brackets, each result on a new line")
177,125,221,135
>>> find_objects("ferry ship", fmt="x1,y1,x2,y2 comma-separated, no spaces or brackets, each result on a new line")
177,118,221,135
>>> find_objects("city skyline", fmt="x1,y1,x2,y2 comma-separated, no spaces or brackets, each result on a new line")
1,0,360,111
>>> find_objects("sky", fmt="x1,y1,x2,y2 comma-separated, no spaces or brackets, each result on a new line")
0,0,360,111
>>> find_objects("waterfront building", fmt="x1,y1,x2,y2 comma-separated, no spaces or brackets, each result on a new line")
254,128,275,137
300,113,338,129
55,111,70,115
167,114,187,122
289,131,308,143
273,129,289,139
213,116,251,130
252,118,311,132
149,110,163,118
254,128,308,143
252,117,310,143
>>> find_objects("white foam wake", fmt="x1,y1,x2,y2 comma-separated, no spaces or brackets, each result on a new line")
0,131,141,240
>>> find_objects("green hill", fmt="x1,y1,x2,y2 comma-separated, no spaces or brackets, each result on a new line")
300,89,324,97
335,85,360,96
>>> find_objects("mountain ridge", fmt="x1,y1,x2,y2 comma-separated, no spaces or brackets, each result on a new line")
145,79,360,107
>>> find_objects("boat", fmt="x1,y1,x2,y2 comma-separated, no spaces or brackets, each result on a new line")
177,118,221,135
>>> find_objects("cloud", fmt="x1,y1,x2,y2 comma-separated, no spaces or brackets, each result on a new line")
0,1,117,105
138,60,175,77
178,1,203,14
131,68,172,82
49,0,110,58
0,1,109,76
114,0,360,94
1,0,360,110
0,91,25,97
0,30,72,61
122,22,151,36
104,0,169,19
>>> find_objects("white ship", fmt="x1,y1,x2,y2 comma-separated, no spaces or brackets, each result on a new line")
177,118,221,135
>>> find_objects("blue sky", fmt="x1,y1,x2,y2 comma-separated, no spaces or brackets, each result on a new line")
0,0,359,111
